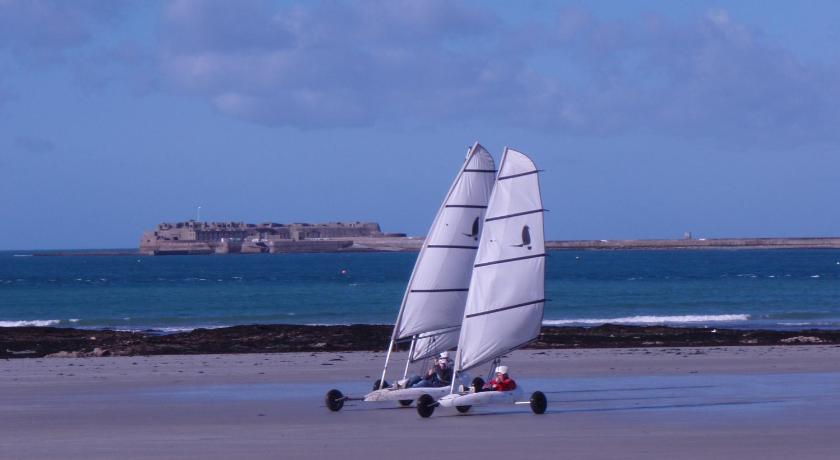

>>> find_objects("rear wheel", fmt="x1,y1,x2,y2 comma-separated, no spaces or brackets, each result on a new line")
416,394,436,418
372,379,389,391
456,405,471,413
471,377,485,393
325,389,344,412
398,399,413,407
530,391,547,414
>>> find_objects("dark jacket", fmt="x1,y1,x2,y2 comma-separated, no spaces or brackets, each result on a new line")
429,365,453,386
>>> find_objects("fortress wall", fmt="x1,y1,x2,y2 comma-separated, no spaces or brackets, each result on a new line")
140,221,387,255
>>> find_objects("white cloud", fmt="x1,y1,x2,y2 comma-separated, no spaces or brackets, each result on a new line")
3,0,838,146
153,2,840,145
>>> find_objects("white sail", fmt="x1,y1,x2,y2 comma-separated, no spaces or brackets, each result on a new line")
393,143,496,344
410,327,460,362
453,147,545,373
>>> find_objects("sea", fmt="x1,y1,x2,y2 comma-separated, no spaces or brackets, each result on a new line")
1,249,839,332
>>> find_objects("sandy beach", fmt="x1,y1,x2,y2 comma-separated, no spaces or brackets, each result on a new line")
2,345,840,459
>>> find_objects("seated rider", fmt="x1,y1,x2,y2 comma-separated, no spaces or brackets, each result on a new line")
484,365,516,391
407,351,453,388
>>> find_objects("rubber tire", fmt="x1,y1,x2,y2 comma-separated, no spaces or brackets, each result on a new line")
456,405,471,413
398,399,413,407
530,391,547,414
372,379,389,391
416,394,436,418
325,389,344,412
472,377,485,393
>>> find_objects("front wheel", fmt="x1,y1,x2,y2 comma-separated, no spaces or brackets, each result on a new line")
416,394,436,418
325,389,344,412
530,391,547,414
398,399,413,407
372,379,389,391
456,405,471,413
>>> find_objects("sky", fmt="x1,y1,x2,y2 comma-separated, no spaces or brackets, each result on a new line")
1,0,839,250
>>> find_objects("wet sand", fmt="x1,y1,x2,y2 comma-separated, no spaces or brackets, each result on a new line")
2,346,840,459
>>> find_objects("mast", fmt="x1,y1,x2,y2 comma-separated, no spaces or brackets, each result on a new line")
402,336,417,380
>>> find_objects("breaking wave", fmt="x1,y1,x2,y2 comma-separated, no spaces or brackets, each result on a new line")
543,314,750,326
0,319,61,327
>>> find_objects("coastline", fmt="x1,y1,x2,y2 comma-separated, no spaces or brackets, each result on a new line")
12,236,840,256
3,323,839,359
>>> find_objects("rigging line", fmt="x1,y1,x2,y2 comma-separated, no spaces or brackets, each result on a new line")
463,169,497,173
485,208,545,222
444,204,488,208
426,245,479,249
494,339,539,367
463,337,542,374
474,253,546,267
497,169,540,181
465,299,546,319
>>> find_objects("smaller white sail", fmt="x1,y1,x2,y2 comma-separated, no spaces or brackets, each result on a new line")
454,147,546,373
410,327,459,362
393,143,496,340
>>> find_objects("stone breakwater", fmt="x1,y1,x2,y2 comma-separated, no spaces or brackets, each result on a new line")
23,236,840,257
548,237,840,250
2,324,840,359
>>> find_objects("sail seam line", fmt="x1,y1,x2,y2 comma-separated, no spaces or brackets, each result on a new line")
474,253,545,267
416,326,461,338
485,209,545,222
410,288,469,293
498,170,538,181
427,245,479,249
400,324,461,342
465,299,545,319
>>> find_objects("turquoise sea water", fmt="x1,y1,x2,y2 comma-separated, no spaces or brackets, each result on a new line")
1,249,839,331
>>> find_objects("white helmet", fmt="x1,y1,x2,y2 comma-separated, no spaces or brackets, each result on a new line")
439,351,449,359
495,365,509,375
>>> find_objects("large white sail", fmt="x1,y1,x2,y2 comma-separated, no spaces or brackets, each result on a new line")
453,147,545,373
392,143,496,356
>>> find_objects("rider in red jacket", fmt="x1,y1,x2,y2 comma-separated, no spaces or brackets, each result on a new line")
485,365,517,391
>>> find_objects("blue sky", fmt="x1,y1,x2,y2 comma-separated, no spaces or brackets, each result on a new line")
1,0,838,250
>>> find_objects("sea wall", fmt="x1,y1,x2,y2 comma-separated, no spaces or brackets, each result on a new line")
547,237,840,250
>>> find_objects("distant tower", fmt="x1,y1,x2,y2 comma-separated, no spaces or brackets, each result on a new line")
684,231,693,240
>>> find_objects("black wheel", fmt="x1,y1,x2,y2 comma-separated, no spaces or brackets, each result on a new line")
530,391,547,414
455,405,471,413
325,389,344,412
416,394,436,418
471,377,485,393
398,399,413,407
372,379,389,391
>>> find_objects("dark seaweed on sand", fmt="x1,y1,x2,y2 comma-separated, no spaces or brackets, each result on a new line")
2,324,840,359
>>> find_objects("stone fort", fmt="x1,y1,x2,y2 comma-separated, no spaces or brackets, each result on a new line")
140,221,403,255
